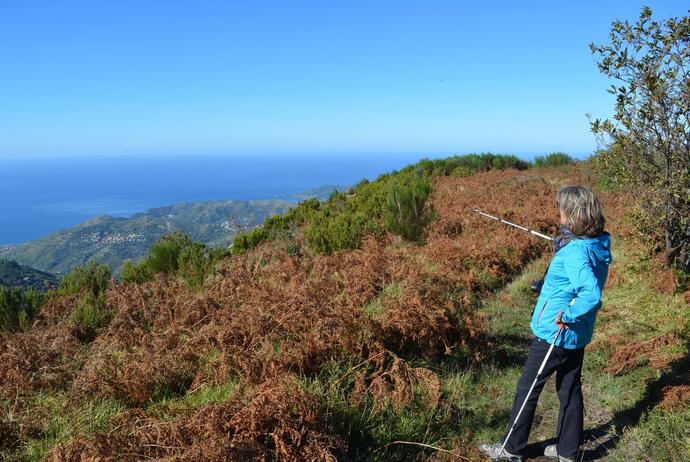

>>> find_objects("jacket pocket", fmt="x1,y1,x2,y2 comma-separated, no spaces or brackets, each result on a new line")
537,298,550,326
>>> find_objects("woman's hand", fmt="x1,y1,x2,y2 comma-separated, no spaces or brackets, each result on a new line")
555,311,569,329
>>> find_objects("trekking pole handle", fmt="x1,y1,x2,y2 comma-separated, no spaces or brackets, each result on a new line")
537,325,564,375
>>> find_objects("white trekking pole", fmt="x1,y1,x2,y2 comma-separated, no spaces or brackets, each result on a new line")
470,208,554,241
498,326,564,459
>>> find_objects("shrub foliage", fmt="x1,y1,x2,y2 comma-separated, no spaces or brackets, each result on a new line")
59,261,113,340
590,6,690,271
534,152,575,167
59,260,111,298
0,286,46,332
120,232,231,288
384,174,435,242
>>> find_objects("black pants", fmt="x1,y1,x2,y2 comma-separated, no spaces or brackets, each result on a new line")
503,336,585,459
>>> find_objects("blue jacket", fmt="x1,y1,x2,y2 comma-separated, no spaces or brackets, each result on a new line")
530,232,612,349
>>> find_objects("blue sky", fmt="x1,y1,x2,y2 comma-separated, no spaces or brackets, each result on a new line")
0,1,686,158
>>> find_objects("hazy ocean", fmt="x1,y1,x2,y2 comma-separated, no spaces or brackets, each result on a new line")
0,152,449,244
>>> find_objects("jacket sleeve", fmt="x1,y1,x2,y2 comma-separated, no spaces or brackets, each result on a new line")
561,246,602,323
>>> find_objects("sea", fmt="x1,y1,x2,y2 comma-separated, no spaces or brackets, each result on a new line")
0,152,455,245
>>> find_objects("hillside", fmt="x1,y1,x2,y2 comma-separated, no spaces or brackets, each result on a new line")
0,186,350,276
0,160,687,461
0,200,294,275
0,259,58,291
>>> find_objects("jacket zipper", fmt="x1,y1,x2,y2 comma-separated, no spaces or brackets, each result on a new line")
537,298,550,325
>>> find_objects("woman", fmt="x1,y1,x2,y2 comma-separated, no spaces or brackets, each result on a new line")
480,185,612,462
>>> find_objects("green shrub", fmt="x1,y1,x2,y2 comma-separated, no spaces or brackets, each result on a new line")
146,232,192,274
121,232,230,289
18,289,44,330
207,247,233,264
177,241,211,289
590,6,690,271
303,179,391,254
305,211,374,254
59,261,111,298
58,262,112,340
384,175,435,242
533,152,575,167
415,153,529,176
283,234,302,257
231,198,320,255
231,226,269,254
71,293,111,335
0,287,22,331
119,260,155,284
450,166,474,178
0,286,46,332
120,232,194,284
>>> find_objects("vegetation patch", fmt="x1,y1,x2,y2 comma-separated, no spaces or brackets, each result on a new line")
120,231,231,288
232,153,532,256
0,286,46,332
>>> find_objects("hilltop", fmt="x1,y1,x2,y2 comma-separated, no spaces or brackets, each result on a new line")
0,156,687,461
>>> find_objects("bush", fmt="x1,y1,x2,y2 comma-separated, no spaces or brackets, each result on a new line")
231,227,270,254
231,199,320,255
384,175,435,242
121,232,195,284
71,292,111,342
59,261,111,298
590,6,690,270
121,232,230,289
303,182,389,254
119,260,155,284
59,262,113,339
305,211,374,254
207,247,233,265
146,233,193,275
177,241,212,289
415,153,529,176
450,166,474,178
534,152,575,167
0,286,46,331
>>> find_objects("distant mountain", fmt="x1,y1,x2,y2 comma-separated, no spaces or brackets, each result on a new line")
0,184,351,276
0,259,59,291
0,200,293,275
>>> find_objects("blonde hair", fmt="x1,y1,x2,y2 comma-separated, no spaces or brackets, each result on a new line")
557,186,606,237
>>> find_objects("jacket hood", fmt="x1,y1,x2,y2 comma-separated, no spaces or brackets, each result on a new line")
582,232,612,264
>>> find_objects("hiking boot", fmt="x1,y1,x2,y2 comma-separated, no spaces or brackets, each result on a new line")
543,444,575,462
478,443,522,461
